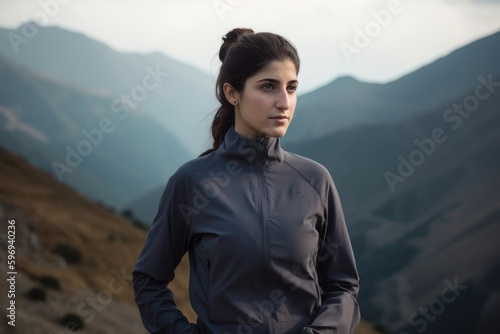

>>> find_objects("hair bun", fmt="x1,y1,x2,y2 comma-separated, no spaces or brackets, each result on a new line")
219,28,254,62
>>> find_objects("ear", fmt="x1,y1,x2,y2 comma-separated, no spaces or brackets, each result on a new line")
223,83,240,106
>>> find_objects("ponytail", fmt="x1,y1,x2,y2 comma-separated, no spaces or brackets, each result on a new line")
199,106,234,156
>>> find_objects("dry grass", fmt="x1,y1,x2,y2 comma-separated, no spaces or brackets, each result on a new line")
0,147,189,333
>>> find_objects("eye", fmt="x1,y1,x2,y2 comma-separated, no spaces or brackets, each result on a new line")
261,83,274,90
287,84,298,92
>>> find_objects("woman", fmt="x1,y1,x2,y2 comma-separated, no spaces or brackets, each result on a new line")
133,28,360,334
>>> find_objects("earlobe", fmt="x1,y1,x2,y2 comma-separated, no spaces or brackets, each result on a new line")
223,83,239,105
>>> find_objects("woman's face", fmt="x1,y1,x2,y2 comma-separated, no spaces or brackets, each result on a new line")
225,59,298,138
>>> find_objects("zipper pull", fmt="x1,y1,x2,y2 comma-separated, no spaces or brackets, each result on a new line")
258,136,268,151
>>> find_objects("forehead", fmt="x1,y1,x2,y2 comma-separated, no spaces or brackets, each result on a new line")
249,60,298,82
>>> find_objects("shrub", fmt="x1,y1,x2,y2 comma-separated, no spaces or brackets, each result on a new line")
61,313,85,331
27,287,46,302
132,219,149,231
39,275,61,290
122,209,133,219
374,324,388,333
53,244,82,264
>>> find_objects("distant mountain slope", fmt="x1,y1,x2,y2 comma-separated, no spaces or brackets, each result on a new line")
0,55,191,208
130,44,500,226
125,185,164,225
286,76,500,333
0,148,381,334
0,23,217,153
284,30,500,142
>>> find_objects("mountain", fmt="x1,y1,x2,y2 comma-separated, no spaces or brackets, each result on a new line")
0,55,191,209
0,147,381,334
0,22,217,154
128,31,500,226
284,30,500,143
3,20,497,333
286,76,500,333
125,185,164,225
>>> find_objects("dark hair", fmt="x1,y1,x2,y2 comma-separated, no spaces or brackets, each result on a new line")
199,28,300,156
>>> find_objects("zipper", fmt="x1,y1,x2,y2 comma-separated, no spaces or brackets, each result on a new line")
255,137,271,333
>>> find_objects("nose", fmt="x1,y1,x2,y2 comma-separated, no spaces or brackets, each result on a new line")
276,88,290,111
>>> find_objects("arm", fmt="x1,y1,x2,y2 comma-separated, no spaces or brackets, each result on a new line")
302,178,360,334
133,174,199,334
133,273,199,334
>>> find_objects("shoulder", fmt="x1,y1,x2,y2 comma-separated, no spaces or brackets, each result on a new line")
163,153,218,189
166,151,220,187
283,151,333,182
283,151,344,213
282,150,337,201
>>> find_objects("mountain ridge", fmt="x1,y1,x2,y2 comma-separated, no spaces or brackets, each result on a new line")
0,22,217,154
284,30,500,143
0,54,192,208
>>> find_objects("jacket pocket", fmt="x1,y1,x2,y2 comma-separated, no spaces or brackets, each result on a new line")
310,256,322,308
207,274,263,325
274,317,313,334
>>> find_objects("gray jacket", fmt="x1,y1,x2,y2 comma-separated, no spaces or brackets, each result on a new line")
133,127,360,334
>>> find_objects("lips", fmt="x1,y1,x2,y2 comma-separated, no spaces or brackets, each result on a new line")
269,115,289,120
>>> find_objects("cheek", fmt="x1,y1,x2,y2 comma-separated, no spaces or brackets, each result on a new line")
247,94,270,119
251,92,268,107
289,98,297,118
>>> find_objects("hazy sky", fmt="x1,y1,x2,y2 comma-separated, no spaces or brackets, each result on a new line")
1,0,500,93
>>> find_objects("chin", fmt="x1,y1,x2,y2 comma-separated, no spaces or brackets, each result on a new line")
264,127,288,138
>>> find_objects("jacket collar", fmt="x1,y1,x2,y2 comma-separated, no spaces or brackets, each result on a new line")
217,127,284,168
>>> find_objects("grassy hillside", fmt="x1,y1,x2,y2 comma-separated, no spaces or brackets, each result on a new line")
0,147,190,333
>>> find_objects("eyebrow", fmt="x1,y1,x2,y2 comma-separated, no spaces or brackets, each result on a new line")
256,78,299,84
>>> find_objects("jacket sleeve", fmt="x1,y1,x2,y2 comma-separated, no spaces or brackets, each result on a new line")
133,173,199,334
302,176,360,334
